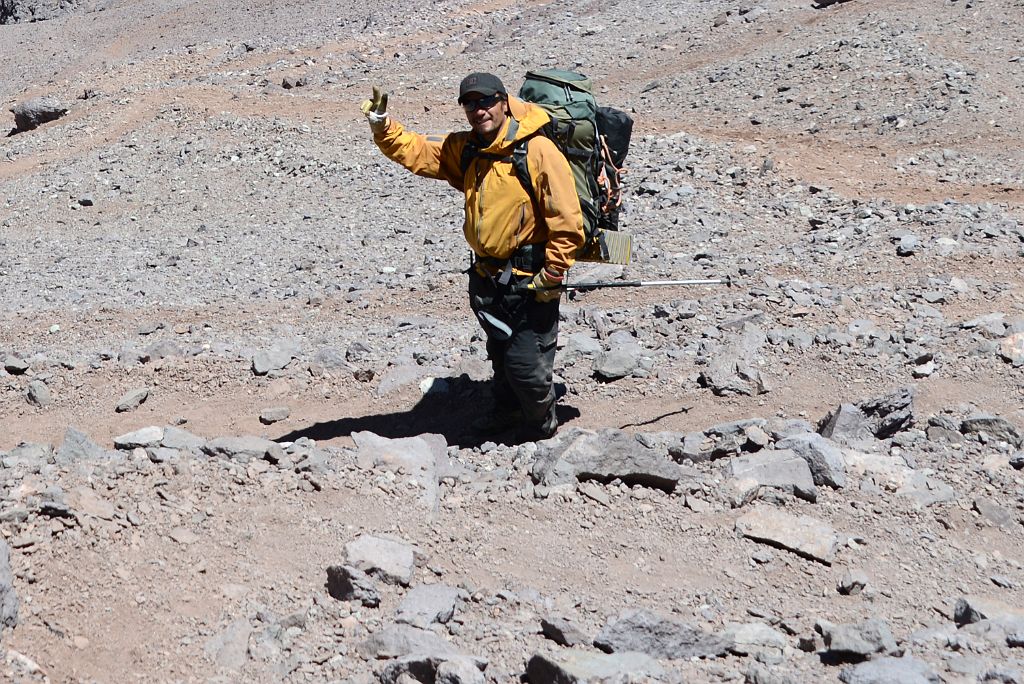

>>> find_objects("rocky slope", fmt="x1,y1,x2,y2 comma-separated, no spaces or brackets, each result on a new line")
1,0,1023,682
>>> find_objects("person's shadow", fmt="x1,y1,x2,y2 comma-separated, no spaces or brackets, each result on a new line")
275,373,580,449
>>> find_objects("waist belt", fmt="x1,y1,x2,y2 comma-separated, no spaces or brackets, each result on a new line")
474,242,546,275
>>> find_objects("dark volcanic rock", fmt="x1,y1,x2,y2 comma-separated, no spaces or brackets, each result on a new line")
325,564,380,607
857,386,915,438
820,387,915,442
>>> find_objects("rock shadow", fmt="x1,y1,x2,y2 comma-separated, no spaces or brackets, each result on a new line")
275,374,580,449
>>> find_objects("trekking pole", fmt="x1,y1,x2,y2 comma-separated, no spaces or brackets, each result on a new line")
559,276,733,290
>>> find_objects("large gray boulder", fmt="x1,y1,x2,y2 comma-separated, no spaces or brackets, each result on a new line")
344,534,417,586
353,431,448,511
838,656,940,684
161,426,206,451
531,428,683,492
593,343,642,380
10,96,67,131
723,621,789,655
959,414,1023,447
726,449,817,502
380,654,486,684
857,387,915,438
594,608,729,659
818,404,873,445
115,387,150,413
56,427,120,465
202,436,284,464
113,426,164,450
251,343,298,375
526,649,665,682
357,623,460,659
698,324,769,396
395,584,468,629
820,387,915,443
775,433,847,488
954,595,1024,626
817,618,899,658
325,565,379,607
540,616,589,647
735,507,839,565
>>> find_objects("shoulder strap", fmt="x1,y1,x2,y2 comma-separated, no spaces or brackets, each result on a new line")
459,135,539,213
459,138,479,177
510,137,538,210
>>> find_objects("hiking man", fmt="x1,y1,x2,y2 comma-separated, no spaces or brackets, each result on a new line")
360,73,584,440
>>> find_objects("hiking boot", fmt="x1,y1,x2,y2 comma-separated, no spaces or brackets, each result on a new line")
516,409,558,443
471,409,522,435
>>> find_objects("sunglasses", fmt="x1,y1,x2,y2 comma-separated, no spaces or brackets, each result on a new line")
460,94,502,111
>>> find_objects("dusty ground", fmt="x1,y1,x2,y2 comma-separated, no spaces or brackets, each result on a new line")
1,0,1023,682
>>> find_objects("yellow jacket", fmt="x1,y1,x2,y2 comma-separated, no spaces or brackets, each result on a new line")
372,96,585,274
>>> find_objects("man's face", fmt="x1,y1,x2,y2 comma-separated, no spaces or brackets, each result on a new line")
462,92,507,140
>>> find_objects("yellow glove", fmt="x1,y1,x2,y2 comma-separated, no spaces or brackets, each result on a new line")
359,85,390,133
527,267,564,303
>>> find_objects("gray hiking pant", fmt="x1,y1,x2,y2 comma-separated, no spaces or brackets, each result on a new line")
468,269,558,432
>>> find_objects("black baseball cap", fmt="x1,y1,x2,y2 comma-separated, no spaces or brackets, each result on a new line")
457,72,507,104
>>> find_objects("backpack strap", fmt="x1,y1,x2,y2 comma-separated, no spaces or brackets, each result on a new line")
510,137,538,212
459,135,539,213
459,138,479,178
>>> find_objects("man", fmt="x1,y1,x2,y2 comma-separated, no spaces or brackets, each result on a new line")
360,72,584,441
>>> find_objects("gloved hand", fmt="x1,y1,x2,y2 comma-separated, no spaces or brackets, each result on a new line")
527,267,564,303
360,85,390,133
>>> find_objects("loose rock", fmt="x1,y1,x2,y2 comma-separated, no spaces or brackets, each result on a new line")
735,507,839,565
525,648,666,682
344,534,417,586
115,387,150,413
325,565,380,607
726,449,817,502
531,427,682,492
357,623,460,659
594,608,730,659
540,616,589,647
0,538,18,630
395,583,467,629
25,380,50,407
259,406,290,424
11,96,67,132
838,656,940,684
817,618,899,659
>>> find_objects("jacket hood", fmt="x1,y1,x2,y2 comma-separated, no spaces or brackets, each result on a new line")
478,96,550,153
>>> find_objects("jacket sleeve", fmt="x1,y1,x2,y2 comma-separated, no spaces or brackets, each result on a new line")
373,120,466,191
529,137,585,273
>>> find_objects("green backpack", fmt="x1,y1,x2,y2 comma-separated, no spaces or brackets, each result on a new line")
460,69,633,265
